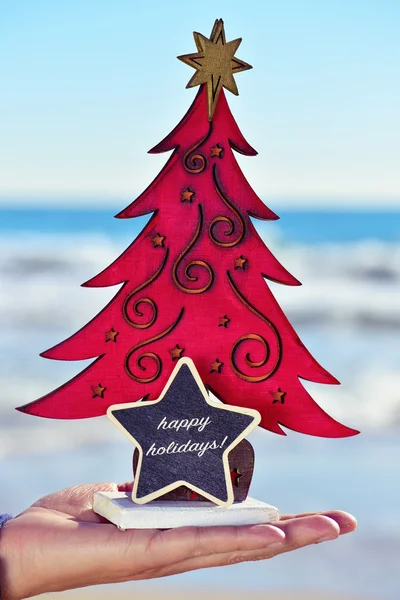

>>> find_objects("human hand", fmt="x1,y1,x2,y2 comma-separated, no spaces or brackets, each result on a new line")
0,482,357,600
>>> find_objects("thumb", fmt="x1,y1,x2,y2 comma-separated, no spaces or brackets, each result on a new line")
33,482,119,522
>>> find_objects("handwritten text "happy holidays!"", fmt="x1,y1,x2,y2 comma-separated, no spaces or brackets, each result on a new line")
145,416,228,458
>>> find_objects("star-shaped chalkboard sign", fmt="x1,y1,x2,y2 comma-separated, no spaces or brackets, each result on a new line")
108,358,260,507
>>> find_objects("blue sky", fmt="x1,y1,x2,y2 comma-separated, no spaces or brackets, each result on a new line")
0,0,399,207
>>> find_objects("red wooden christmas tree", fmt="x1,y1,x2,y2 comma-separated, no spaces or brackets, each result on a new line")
18,20,358,439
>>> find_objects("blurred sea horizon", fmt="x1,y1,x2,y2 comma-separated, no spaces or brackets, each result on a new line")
0,203,399,599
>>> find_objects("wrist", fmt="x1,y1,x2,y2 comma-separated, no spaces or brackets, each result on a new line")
0,517,29,600
0,517,14,600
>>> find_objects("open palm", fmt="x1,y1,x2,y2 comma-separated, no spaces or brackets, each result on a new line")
0,483,357,600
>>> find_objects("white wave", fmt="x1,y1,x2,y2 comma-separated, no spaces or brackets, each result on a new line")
0,234,118,339
0,367,398,458
0,231,399,449
0,232,399,331
268,238,400,328
0,418,121,460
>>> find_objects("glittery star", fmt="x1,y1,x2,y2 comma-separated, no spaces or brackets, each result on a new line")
178,19,252,120
92,384,106,399
210,144,224,158
219,315,230,328
234,255,247,270
152,233,165,248
105,328,119,343
169,344,184,361
210,359,223,373
272,388,286,404
181,188,195,202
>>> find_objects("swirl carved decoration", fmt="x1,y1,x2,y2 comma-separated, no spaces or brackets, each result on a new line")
183,123,212,174
209,164,245,248
122,251,168,329
172,204,214,294
123,297,157,330
227,272,282,382
124,308,184,383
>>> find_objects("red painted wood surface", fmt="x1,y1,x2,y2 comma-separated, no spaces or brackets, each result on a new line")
18,86,358,438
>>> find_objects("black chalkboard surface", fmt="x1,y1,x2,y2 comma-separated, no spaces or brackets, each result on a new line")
108,358,260,506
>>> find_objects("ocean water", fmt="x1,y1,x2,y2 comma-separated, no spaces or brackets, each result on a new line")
0,205,399,599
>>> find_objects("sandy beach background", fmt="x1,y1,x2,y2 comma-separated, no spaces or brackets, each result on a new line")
41,590,368,600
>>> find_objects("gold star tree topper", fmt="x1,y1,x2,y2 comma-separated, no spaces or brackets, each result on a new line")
178,19,252,121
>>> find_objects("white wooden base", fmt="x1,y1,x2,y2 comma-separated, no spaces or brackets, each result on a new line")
93,491,280,530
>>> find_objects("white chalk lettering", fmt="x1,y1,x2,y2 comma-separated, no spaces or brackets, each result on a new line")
146,442,157,456
177,440,191,453
157,416,168,430
188,442,200,453
156,416,212,433
146,436,226,459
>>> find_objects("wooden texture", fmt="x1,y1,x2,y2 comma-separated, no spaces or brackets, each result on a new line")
18,49,358,440
107,358,259,507
93,491,279,529
177,19,252,120
132,438,254,503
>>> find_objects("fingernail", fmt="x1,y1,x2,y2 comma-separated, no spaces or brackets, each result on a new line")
267,542,285,552
342,521,357,532
315,533,337,544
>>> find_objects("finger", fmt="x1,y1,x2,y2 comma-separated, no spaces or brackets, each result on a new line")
158,513,340,561
33,483,119,523
120,521,285,575
132,542,285,580
279,510,357,534
122,513,339,575
132,515,343,580
276,514,340,546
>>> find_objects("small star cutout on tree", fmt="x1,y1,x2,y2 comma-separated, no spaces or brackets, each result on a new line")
272,388,286,404
218,315,230,328
181,188,195,202
210,358,223,373
152,233,165,248
234,255,247,269
230,467,242,488
107,358,260,506
210,144,224,158
92,384,106,399
169,344,184,360
105,328,118,343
